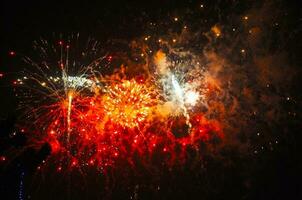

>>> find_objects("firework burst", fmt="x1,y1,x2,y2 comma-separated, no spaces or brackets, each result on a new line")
102,79,158,128
8,36,224,172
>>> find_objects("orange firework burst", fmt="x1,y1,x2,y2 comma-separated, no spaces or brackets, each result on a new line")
102,79,157,128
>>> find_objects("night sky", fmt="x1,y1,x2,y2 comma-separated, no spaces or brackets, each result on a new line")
1,0,302,199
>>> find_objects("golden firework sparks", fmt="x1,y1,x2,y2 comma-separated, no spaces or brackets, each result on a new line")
103,79,157,128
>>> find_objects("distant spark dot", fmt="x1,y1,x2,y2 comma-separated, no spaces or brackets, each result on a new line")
107,55,113,61
9,51,16,56
200,4,204,8
172,39,177,43
174,17,178,21
241,49,245,53
243,16,249,20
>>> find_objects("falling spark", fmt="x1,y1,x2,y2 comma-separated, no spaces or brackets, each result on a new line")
67,92,73,133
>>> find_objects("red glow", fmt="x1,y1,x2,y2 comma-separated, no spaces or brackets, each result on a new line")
49,139,60,153
19,65,224,171
9,51,16,56
71,160,77,167
107,55,113,62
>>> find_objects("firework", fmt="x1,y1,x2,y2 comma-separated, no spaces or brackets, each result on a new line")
154,50,207,133
102,79,157,128
9,37,223,172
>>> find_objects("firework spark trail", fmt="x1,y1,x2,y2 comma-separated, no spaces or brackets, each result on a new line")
171,74,192,131
67,92,73,135
154,50,205,135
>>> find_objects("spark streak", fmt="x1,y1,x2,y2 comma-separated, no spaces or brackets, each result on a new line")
67,92,73,134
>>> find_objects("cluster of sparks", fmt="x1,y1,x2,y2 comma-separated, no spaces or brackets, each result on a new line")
9,39,223,172
102,80,157,128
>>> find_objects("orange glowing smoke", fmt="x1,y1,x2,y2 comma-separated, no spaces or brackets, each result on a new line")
211,25,221,37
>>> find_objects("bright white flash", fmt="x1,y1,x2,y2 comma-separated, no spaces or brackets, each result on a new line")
63,76,94,89
171,74,199,106
185,90,199,106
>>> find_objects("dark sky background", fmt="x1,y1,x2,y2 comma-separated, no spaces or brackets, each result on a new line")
1,0,302,199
